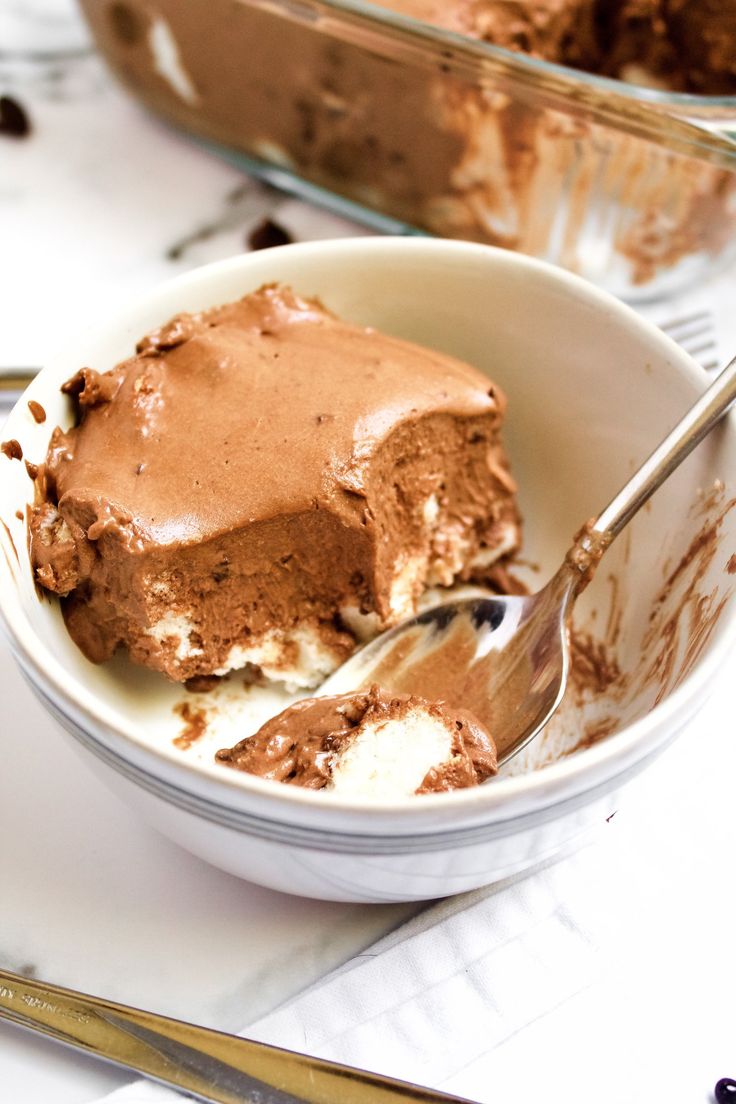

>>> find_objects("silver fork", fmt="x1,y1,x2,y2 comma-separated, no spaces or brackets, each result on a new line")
658,309,719,371
0,367,39,410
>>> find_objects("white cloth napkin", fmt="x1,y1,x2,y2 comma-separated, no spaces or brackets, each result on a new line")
97,658,736,1104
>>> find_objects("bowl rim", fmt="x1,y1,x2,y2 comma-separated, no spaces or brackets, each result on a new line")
1,237,734,834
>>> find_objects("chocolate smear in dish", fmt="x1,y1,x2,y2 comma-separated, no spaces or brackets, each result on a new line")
173,702,208,749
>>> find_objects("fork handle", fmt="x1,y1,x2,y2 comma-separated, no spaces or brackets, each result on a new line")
566,353,736,580
0,368,38,393
0,968,474,1104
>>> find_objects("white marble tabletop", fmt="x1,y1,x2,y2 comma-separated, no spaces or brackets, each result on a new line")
1,3,735,1103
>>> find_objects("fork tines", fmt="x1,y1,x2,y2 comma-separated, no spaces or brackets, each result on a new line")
658,310,719,371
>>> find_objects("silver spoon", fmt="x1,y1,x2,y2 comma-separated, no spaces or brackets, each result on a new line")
320,354,736,765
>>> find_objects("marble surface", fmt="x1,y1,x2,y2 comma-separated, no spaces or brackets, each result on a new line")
1,2,735,1102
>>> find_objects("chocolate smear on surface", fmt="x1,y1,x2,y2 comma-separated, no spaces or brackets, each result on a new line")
563,716,619,758
27,400,46,424
643,495,736,705
604,573,623,647
569,629,622,695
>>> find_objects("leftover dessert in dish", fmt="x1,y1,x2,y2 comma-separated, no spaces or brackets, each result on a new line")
29,284,520,687
80,0,736,293
216,683,498,796
377,0,736,93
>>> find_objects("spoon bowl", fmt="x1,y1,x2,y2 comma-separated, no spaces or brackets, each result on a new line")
321,567,576,765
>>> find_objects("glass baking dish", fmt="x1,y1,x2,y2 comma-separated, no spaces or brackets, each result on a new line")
79,0,736,299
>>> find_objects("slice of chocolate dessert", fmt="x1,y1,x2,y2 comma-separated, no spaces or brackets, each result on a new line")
30,284,520,685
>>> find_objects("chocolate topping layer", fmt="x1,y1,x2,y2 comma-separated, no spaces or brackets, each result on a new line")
215,684,498,793
30,285,519,682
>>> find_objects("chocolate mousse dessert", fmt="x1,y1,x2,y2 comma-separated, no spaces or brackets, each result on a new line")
29,284,520,686
79,0,736,291
216,684,498,796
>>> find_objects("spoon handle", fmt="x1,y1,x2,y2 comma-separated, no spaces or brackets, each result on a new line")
567,353,736,579
0,968,473,1104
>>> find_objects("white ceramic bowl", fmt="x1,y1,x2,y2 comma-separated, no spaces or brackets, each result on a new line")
2,239,735,902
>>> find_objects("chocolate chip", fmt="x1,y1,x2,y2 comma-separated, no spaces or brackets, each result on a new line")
108,2,142,45
716,1079,736,1104
27,400,46,424
0,96,31,139
247,218,294,251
